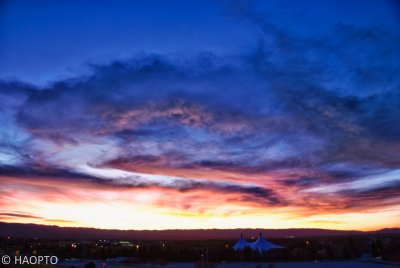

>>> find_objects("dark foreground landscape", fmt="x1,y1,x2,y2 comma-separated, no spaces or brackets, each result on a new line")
0,223,399,267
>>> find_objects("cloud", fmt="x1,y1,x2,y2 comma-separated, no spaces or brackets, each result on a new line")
0,1,399,225
0,212,78,225
0,212,42,219
0,163,283,208
338,180,400,209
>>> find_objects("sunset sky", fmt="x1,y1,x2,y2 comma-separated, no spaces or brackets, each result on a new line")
0,0,400,231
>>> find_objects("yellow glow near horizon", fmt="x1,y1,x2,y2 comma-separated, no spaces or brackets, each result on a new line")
1,176,399,231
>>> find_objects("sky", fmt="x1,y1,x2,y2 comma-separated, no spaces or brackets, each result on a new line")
0,0,400,231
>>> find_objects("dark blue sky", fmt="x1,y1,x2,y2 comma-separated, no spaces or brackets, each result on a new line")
1,0,399,85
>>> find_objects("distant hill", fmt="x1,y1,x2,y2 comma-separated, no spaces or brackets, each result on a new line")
2,222,392,240
374,228,400,234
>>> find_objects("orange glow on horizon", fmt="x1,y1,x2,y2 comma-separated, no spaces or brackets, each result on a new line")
1,175,399,231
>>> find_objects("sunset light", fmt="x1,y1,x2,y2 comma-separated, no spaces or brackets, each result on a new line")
1,0,400,234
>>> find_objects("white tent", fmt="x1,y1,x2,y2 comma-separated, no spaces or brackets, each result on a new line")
233,233,251,251
250,232,283,253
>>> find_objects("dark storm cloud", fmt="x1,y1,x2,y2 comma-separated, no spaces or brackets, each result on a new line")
231,3,400,169
0,0,399,213
0,164,105,182
169,181,282,205
0,48,399,209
